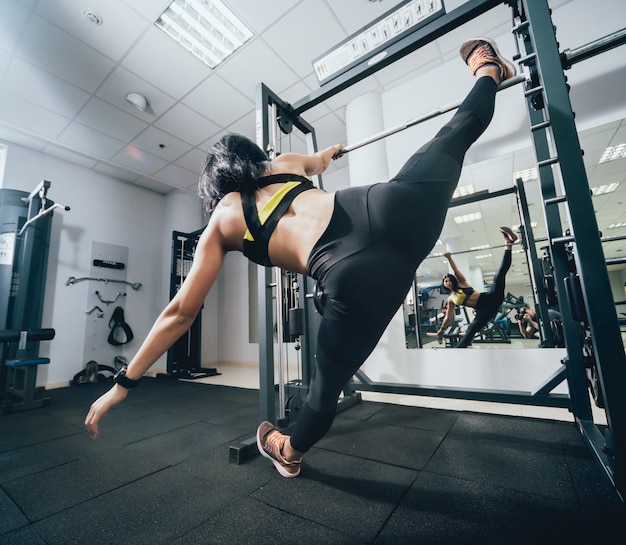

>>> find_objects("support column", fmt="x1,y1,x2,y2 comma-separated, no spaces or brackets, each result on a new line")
345,93,389,186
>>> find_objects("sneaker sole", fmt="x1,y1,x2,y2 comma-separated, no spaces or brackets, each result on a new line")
256,424,301,478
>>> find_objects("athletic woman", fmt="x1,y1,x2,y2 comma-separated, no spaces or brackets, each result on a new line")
85,38,517,478
437,226,518,348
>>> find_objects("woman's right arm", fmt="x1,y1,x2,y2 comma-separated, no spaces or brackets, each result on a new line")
444,252,469,285
270,144,344,177
85,221,227,438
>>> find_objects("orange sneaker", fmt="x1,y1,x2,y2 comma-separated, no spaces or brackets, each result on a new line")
460,38,516,82
256,421,301,478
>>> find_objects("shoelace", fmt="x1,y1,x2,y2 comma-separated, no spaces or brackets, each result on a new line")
264,430,287,461
264,430,301,465
469,44,502,81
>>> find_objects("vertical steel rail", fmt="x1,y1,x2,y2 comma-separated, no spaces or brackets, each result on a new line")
255,83,277,425
520,0,626,498
514,179,554,346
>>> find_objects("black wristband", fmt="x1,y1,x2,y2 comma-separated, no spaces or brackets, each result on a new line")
113,367,140,389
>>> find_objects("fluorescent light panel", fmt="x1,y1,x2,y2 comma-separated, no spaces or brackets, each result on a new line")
513,167,537,182
512,222,537,230
454,212,482,224
591,182,620,196
156,0,253,68
608,222,626,229
452,184,475,198
599,143,626,164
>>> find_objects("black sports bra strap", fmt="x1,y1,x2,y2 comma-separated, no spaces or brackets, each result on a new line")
256,174,312,188
241,191,263,242
257,182,313,245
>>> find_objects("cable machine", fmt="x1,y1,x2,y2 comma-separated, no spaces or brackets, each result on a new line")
232,0,626,500
161,228,218,380
1,180,69,412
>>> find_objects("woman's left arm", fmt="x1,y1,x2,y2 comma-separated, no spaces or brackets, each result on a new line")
85,222,226,438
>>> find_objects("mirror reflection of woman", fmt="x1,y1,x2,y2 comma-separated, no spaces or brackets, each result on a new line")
438,226,518,347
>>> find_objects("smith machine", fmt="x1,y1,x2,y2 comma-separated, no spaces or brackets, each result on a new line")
229,0,626,500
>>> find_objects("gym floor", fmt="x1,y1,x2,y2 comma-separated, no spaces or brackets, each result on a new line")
1,369,624,545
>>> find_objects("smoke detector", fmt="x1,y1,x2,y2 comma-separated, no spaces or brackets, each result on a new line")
82,10,103,25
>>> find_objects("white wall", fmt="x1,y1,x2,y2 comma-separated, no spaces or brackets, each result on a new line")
1,142,210,386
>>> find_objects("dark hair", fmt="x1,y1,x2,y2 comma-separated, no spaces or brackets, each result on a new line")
440,274,459,294
198,134,269,214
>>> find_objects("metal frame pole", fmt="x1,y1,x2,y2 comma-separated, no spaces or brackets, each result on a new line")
519,0,626,498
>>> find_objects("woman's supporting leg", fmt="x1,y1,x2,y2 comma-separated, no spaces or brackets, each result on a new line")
490,248,512,299
455,249,512,348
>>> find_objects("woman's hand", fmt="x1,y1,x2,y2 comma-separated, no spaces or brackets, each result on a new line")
330,144,344,160
443,251,452,259
85,385,129,439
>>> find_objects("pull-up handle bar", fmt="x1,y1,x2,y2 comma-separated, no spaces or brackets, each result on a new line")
335,74,526,158
18,203,71,236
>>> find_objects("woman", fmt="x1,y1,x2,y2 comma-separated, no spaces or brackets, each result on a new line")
86,38,516,478
437,226,518,348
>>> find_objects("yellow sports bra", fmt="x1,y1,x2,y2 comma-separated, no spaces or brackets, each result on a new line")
243,181,301,242
241,174,314,267
450,286,475,306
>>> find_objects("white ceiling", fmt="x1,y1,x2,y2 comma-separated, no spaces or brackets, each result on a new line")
0,0,625,284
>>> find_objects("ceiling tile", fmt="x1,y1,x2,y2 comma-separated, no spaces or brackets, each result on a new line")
154,163,198,189
131,126,191,162
154,103,220,147
121,26,210,100
96,66,177,120
225,0,301,34
17,16,115,93
58,122,125,159
175,148,207,174
35,0,150,62
0,0,33,54
112,145,169,174
183,75,253,128
3,58,90,118
76,97,148,142
216,38,298,99
0,90,70,139
120,0,171,23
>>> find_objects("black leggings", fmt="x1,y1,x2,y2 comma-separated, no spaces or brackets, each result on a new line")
290,77,499,453
455,249,512,348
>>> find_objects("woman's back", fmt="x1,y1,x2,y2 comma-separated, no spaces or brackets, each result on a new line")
212,182,335,274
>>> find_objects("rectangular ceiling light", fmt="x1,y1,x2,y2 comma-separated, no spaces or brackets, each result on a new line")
599,143,626,164
155,0,253,68
453,212,482,224
452,184,475,198
591,182,620,196
513,168,537,182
